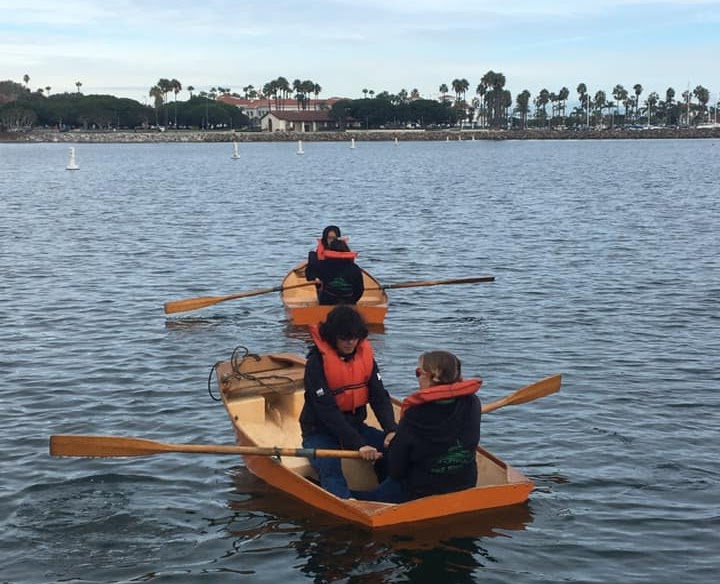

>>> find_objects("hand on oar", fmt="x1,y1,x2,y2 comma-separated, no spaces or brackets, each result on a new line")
164,281,316,314
370,275,495,291
481,374,561,414
49,435,364,459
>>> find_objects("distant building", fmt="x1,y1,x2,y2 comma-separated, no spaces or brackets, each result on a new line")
217,94,348,130
260,110,337,133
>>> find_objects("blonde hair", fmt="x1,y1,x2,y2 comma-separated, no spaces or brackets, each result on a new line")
419,351,462,385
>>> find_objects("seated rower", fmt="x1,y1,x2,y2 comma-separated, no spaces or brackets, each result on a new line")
309,238,364,305
353,350,481,503
300,305,397,498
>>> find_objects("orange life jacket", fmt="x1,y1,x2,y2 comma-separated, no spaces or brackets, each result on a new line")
315,238,358,261
310,325,373,412
401,379,482,415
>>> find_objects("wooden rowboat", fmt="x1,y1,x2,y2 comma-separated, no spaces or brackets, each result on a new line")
217,351,536,529
280,261,388,326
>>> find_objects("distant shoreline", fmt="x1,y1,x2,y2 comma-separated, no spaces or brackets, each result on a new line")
2,127,720,143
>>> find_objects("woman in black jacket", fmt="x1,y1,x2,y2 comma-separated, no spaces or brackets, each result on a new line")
354,350,481,503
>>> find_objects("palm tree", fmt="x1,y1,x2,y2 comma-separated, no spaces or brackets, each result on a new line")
475,82,487,127
75,81,82,94
362,88,368,98
645,92,659,125
515,89,531,129
276,77,290,109
149,85,163,126
537,88,550,126
45,86,51,96
439,83,449,102
187,85,195,99
633,84,643,121
612,84,628,124
480,71,507,128
23,74,30,88
451,78,469,103
313,83,322,109
594,90,607,128
558,87,569,122
171,78,182,128
577,83,588,127
693,85,710,122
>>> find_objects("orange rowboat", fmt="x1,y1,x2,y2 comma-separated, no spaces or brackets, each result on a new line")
280,262,388,326
216,350,542,529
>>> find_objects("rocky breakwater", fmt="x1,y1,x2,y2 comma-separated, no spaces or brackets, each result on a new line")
2,126,719,143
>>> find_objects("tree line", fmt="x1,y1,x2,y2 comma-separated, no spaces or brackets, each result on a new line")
2,71,718,132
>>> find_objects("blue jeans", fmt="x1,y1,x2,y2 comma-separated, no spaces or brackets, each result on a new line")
302,425,386,499
353,477,410,504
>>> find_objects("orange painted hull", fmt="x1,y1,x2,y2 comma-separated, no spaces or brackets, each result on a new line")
218,352,535,529
281,262,388,325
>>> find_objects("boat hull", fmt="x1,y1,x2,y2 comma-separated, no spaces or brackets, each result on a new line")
217,352,535,529
281,262,388,325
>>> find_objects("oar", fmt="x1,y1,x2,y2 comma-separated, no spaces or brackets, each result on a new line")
370,275,495,291
49,435,364,459
49,375,561,460
481,374,561,414
164,281,316,314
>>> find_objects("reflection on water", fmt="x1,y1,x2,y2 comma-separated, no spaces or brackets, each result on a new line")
226,467,532,583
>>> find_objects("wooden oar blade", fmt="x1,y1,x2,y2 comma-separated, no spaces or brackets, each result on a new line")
503,374,562,406
163,282,316,314
50,435,173,457
481,374,562,414
164,295,235,314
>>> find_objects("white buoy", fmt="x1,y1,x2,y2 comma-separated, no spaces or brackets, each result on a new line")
231,142,240,159
66,147,79,170
297,140,304,155
350,138,356,149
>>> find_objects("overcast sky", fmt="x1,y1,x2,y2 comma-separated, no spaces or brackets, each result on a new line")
2,0,719,105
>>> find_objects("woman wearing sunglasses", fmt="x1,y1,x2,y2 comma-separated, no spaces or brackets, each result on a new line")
354,350,481,503
300,305,397,498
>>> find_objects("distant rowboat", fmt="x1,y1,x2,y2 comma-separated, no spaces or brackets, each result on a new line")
281,261,388,325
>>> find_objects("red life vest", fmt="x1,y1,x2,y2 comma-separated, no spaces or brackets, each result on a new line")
401,379,482,415
315,238,358,261
309,325,373,412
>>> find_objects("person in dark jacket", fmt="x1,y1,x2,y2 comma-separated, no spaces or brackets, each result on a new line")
305,225,341,282
312,239,364,305
300,305,397,498
354,350,481,503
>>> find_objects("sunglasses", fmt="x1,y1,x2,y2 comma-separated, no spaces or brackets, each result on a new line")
415,367,426,378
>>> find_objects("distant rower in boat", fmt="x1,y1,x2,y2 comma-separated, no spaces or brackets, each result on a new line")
300,305,398,498
307,238,365,305
306,224,341,281
354,351,482,503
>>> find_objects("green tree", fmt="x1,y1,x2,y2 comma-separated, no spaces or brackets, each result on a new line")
514,89,531,129
633,84,643,121
171,78,182,127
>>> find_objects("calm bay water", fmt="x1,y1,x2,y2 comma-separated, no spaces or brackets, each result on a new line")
1,138,718,583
